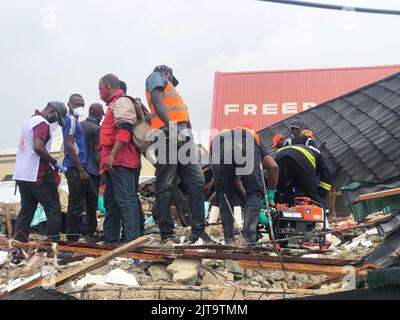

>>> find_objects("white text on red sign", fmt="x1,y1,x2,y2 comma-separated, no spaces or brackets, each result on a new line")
224,102,317,116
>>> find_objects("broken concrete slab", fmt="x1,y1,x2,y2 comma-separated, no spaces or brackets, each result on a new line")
201,270,234,286
270,271,286,281
167,259,201,286
104,268,138,286
20,253,45,278
148,264,171,282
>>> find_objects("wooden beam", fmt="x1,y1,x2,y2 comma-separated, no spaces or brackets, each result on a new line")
238,260,375,276
356,188,400,202
0,239,164,262
0,236,150,298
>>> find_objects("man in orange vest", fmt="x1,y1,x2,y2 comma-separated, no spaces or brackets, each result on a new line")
210,124,279,244
145,65,212,244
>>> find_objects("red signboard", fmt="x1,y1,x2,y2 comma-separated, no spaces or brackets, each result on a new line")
211,65,400,132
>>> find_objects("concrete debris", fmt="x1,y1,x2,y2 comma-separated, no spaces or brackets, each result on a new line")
75,274,107,291
0,252,8,266
20,253,45,278
201,270,234,286
104,268,138,286
167,259,201,286
0,213,390,300
148,264,171,282
270,271,286,281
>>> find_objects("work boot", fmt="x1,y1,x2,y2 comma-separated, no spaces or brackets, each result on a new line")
220,207,235,244
243,207,261,244
189,231,215,244
160,235,181,245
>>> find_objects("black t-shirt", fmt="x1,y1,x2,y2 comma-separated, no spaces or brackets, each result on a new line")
210,128,269,162
80,117,100,176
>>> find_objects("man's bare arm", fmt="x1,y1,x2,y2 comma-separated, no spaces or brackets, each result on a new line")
151,88,171,126
263,155,279,190
33,138,56,165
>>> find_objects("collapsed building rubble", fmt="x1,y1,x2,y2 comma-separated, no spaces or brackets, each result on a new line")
0,204,395,300
1,72,400,300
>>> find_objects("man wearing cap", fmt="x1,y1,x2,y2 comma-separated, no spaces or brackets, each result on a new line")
79,103,105,240
145,65,211,244
12,102,67,257
272,134,285,150
283,121,317,148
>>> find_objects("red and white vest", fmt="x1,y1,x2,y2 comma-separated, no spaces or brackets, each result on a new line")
13,115,53,182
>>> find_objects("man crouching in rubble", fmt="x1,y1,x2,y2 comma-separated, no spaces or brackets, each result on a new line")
210,124,279,244
12,102,68,264
274,143,332,208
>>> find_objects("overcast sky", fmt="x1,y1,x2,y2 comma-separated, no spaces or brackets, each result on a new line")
1,0,399,150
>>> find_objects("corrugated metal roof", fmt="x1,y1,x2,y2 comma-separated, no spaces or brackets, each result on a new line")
258,71,400,202
211,65,400,133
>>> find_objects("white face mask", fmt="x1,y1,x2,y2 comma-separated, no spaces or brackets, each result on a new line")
50,122,59,132
73,107,85,117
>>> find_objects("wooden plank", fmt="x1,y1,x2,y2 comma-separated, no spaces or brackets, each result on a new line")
0,239,164,262
238,260,371,276
304,273,344,289
356,188,400,202
0,236,150,297
49,235,150,287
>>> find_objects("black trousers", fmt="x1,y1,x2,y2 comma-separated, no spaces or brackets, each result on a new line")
14,171,61,242
134,168,145,236
276,156,322,205
80,174,101,236
65,167,98,240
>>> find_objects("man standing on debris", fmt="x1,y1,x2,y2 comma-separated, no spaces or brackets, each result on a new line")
80,103,105,241
145,65,211,244
62,94,90,242
13,102,67,249
283,121,317,148
210,124,279,244
274,144,332,207
99,74,140,244
118,80,146,236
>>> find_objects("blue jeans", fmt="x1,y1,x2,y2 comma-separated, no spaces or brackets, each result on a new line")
103,166,140,243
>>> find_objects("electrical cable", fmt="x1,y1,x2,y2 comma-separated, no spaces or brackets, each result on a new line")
257,0,400,16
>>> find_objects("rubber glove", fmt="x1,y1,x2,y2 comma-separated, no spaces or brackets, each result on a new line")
267,189,277,206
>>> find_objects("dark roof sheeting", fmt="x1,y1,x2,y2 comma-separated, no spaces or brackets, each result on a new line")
259,72,400,192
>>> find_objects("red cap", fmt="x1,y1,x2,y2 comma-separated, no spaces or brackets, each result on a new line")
272,134,284,149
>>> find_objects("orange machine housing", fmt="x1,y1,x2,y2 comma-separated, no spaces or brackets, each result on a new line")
277,197,324,222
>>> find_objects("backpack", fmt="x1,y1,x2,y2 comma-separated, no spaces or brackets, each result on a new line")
124,96,152,153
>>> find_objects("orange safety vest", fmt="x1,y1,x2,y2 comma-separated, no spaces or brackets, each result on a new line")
235,126,261,145
146,80,189,129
